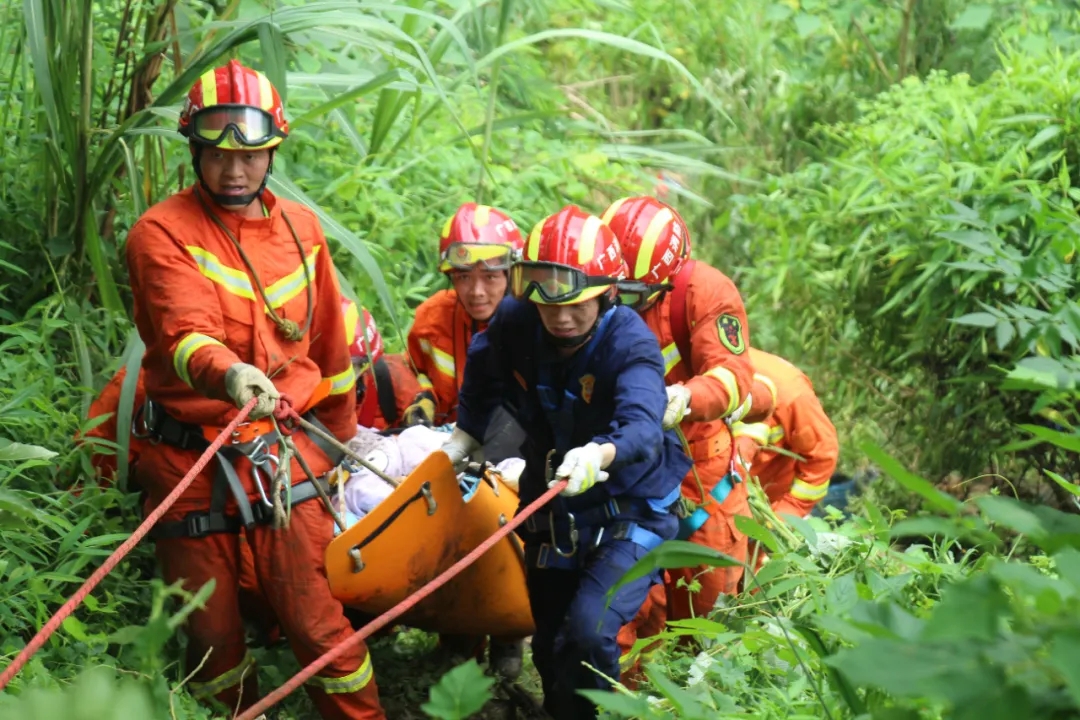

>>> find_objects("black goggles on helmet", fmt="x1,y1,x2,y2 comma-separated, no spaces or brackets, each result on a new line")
616,281,674,310
185,105,286,148
509,262,619,305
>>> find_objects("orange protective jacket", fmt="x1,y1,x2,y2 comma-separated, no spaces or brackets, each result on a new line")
406,289,484,422
357,353,424,430
733,348,839,518
640,261,754,499
126,186,357,448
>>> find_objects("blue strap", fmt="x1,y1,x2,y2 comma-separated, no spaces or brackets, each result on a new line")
647,485,681,515
529,520,664,570
676,470,739,541
624,522,665,552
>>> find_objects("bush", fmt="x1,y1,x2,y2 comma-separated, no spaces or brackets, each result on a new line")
729,46,1080,488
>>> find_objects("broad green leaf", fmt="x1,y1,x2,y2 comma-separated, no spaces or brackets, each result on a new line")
420,659,495,720
1026,125,1062,152
862,443,962,515
950,4,994,31
576,689,656,718
0,438,57,462
734,514,780,553
608,540,742,599
977,496,1080,553
793,12,822,38
828,638,1001,704
1017,424,1080,453
951,312,998,328
921,575,1007,642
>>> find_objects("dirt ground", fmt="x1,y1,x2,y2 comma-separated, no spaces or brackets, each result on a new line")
252,628,548,720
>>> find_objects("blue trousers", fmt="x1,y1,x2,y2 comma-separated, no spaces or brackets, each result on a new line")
526,538,660,719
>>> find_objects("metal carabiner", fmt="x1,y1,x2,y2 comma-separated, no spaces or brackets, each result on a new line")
550,511,578,558
245,436,279,508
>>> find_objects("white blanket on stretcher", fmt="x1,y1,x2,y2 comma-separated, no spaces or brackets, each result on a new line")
334,425,525,527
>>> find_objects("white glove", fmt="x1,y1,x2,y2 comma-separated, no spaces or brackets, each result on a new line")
663,384,692,429
727,392,752,425
224,363,279,419
441,427,481,474
550,443,608,497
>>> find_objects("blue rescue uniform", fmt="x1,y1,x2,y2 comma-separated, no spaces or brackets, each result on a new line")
457,298,692,719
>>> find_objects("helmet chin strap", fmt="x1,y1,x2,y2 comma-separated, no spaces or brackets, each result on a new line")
192,145,274,208
542,293,613,349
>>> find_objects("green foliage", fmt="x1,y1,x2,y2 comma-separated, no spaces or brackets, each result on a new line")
731,45,1080,486
420,659,495,720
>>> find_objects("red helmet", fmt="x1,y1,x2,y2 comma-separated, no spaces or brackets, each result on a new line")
342,299,384,373
178,60,288,151
602,196,691,284
510,205,627,306
438,203,524,273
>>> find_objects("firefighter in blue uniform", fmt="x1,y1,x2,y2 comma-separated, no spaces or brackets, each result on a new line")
440,205,692,719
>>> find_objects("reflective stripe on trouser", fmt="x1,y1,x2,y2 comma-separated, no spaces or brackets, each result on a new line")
153,500,385,720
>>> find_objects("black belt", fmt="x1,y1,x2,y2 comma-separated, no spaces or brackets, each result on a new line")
135,400,344,540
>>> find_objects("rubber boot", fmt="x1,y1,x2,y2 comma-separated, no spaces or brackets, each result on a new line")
489,638,525,680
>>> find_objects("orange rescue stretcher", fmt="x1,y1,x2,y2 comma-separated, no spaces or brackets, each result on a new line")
325,452,536,637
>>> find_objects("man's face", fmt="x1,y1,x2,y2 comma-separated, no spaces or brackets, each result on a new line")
197,147,271,203
535,297,600,346
450,267,508,322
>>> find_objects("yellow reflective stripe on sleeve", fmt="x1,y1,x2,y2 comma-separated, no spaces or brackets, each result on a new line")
417,373,434,391
326,367,356,396
420,339,456,379
189,651,255,699
264,246,320,309
308,653,374,694
661,342,681,376
577,215,602,265
633,208,674,280
186,246,256,300
173,333,225,387
791,477,829,502
732,421,771,445
703,365,739,416
754,372,778,408
768,426,785,444
342,300,359,345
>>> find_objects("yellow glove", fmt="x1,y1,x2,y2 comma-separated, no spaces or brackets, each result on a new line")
224,363,279,419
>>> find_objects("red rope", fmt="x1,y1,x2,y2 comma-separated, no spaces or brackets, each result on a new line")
0,398,259,692
235,479,569,720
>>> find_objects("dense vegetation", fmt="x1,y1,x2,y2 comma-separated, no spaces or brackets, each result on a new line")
2,0,1080,718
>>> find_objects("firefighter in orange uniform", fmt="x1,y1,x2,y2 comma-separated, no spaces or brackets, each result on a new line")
731,348,839,518
404,203,524,429
605,196,754,656
125,61,384,718
342,299,422,430
404,202,528,676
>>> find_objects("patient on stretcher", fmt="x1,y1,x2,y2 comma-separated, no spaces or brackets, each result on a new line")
333,424,525,531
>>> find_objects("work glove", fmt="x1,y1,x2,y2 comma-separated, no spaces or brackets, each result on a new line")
441,427,481,474
551,442,608,497
402,395,436,428
224,363,279,419
662,384,692,429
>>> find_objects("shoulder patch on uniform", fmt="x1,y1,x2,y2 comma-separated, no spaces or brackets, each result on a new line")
579,374,595,404
717,314,746,355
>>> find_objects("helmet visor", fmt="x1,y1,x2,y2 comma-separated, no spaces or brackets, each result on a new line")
440,243,516,272
189,105,284,148
510,262,616,305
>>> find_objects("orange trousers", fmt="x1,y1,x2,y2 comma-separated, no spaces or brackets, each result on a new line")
617,455,750,680
139,439,385,720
